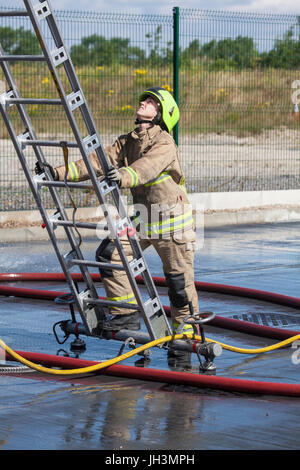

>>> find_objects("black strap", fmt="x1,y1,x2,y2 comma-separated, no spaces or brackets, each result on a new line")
60,141,82,248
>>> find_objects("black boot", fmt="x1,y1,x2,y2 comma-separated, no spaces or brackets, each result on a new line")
102,312,140,332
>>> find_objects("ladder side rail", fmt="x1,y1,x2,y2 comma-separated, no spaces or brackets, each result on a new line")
22,1,151,285
95,196,172,338
0,48,103,325
0,13,106,333
106,189,173,336
42,4,172,338
22,2,141,240
0,43,86,260
23,1,113,200
0,44,69,227
23,139,78,148
0,100,84,310
41,6,113,176
22,0,172,338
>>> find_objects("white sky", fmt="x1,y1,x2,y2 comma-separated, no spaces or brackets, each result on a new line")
4,0,300,15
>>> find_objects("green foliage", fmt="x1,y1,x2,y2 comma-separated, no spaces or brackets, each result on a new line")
199,36,260,69
145,26,173,66
70,35,146,66
0,26,41,55
260,27,300,68
3,22,300,71
70,26,172,67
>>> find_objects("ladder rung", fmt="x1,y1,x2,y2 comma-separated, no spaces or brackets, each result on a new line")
20,139,78,148
0,55,45,62
0,1,172,342
70,259,125,271
36,180,94,190
6,98,62,105
0,10,28,17
54,220,107,231
83,297,138,310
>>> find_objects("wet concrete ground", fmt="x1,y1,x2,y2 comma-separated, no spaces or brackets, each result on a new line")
1,221,300,451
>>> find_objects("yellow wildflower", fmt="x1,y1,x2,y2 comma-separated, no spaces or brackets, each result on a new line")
121,105,133,111
134,69,147,76
162,83,173,93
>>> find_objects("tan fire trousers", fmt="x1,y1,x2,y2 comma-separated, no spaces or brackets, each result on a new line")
95,229,199,327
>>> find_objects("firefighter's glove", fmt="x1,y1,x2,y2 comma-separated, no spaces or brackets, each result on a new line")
35,161,58,180
106,166,121,186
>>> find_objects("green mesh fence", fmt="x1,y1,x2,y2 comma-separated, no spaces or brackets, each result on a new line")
178,9,300,193
0,6,300,211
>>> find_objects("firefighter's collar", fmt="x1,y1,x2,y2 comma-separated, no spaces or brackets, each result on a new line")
132,124,161,140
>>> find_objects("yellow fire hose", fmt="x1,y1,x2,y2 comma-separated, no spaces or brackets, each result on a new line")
1,332,300,376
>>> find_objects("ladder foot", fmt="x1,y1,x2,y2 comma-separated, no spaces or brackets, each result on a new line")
70,337,86,352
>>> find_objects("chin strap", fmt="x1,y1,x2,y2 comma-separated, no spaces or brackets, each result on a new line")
135,110,162,127
135,118,155,126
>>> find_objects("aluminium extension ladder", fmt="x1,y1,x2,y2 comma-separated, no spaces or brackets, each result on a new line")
0,0,172,341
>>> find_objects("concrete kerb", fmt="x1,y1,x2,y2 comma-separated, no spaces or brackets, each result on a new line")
1,190,300,242
189,189,300,228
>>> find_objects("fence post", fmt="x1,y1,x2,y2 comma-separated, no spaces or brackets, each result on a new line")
173,6,179,145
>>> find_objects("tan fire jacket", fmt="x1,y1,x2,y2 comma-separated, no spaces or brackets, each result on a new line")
56,125,193,238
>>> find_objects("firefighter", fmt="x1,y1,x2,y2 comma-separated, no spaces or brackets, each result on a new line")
41,87,199,335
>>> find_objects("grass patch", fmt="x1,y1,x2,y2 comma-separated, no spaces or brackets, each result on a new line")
0,63,299,138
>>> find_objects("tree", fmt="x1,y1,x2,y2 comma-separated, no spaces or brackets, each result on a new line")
70,34,145,66
260,27,300,69
146,26,172,65
180,39,201,65
0,26,40,55
200,36,259,69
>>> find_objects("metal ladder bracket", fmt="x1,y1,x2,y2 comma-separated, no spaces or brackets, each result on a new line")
130,257,146,277
79,289,106,334
17,131,31,149
143,297,161,319
48,210,62,230
143,298,172,339
98,178,115,196
116,216,132,237
32,172,46,190
83,134,100,153
0,90,14,108
51,46,68,67
63,249,78,269
67,90,85,111
33,1,51,21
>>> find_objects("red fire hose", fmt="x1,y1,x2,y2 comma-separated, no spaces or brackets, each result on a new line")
1,272,299,340
6,349,300,397
1,272,300,396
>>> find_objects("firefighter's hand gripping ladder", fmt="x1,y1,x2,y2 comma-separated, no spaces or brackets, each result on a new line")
0,0,172,341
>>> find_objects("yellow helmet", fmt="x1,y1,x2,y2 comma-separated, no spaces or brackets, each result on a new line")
138,86,180,133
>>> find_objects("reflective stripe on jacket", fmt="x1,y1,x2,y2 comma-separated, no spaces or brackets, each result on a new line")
55,125,193,236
